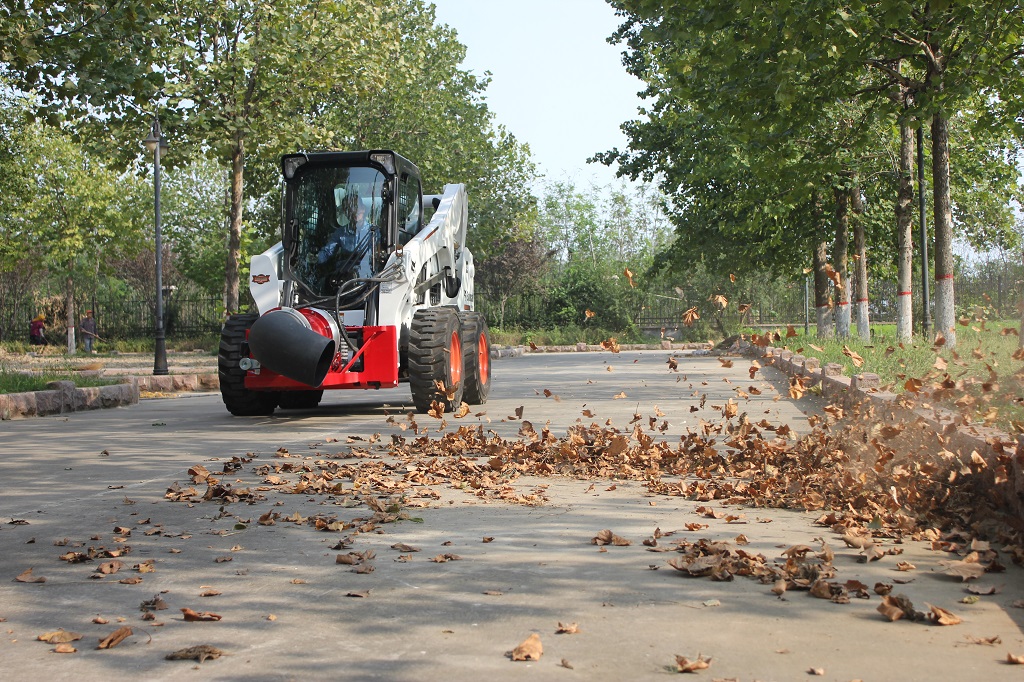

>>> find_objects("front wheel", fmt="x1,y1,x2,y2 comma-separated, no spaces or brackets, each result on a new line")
408,307,464,413
459,311,490,405
218,313,279,416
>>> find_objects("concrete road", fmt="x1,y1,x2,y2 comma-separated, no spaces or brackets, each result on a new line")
1,350,1023,681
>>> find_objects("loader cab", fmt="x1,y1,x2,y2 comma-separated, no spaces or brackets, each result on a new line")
281,150,422,304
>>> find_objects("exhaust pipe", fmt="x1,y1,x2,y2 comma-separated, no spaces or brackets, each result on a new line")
247,308,336,387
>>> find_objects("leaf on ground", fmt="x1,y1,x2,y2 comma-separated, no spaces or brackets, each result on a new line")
939,560,985,581
53,643,77,654
181,608,222,622
927,604,961,626
37,630,83,644
966,584,1002,595
1007,653,1024,664
592,529,631,546
555,622,581,634
97,626,132,649
675,653,712,673
15,568,46,583
165,644,225,663
510,633,543,661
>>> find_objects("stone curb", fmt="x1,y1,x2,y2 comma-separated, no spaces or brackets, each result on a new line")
740,340,1024,516
0,380,139,421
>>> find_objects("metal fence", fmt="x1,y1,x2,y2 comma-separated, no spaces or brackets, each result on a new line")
1,295,224,342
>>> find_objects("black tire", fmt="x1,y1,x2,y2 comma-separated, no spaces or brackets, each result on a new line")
277,390,324,410
408,307,464,413
459,311,491,405
219,313,279,416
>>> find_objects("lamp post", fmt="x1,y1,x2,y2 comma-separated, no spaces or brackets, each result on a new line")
143,118,169,376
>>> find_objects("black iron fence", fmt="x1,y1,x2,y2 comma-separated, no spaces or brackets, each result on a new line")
1,295,224,342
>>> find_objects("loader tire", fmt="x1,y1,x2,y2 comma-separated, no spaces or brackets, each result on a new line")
277,390,324,410
408,307,464,414
219,313,279,416
458,311,490,405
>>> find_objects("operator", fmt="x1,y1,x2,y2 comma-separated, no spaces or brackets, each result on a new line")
318,197,371,265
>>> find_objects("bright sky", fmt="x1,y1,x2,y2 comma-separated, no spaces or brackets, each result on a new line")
430,0,647,189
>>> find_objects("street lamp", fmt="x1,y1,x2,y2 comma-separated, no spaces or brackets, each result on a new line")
143,118,169,376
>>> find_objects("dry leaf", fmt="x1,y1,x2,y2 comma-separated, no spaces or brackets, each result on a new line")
511,633,543,661
675,653,712,673
1008,653,1024,664
927,603,961,626
37,630,83,644
165,645,225,663
180,608,222,622
53,643,77,654
15,568,46,583
97,626,132,650
556,622,581,634
592,529,631,546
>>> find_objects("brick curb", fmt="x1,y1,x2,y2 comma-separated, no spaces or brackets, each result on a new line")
740,340,1024,516
0,380,139,421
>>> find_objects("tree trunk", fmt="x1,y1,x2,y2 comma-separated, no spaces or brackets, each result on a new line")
833,188,851,337
224,134,245,315
895,119,915,341
931,113,956,347
814,240,834,338
1019,245,1024,348
851,182,869,341
65,275,76,354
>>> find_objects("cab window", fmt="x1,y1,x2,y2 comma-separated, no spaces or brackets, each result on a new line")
397,172,422,245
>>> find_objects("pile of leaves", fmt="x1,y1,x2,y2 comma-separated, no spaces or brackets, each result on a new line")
167,394,1024,553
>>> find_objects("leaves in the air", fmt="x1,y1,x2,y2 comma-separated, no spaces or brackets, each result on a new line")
601,337,620,353
823,263,842,289
718,357,733,368
510,633,543,661
675,653,712,673
624,267,636,287
682,307,699,326
842,345,864,368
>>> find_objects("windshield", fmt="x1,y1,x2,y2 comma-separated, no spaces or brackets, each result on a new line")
289,165,386,297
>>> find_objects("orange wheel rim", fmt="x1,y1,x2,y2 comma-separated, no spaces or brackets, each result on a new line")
478,332,489,382
450,330,462,386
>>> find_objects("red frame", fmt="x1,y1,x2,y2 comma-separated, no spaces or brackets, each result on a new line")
244,325,399,390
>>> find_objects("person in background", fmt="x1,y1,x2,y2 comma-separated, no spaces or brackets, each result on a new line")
81,309,97,353
29,314,47,345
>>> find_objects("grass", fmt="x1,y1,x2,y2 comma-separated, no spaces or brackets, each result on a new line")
0,368,122,394
747,320,1024,434
489,324,658,347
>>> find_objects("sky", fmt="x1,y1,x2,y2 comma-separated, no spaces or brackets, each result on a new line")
429,0,647,189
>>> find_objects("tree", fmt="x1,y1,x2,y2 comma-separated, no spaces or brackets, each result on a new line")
603,0,1024,348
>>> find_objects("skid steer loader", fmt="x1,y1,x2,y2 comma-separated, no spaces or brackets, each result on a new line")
218,149,490,416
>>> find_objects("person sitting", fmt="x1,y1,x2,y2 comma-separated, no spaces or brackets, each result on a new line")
318,199,371,264
29,314,48,345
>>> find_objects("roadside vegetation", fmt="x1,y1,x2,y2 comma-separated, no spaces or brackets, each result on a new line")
751,320,1024,433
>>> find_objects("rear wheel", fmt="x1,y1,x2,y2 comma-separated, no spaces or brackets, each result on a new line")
277,390,324,410
408,307,464,413
459,311,490,405
219,313,279,416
